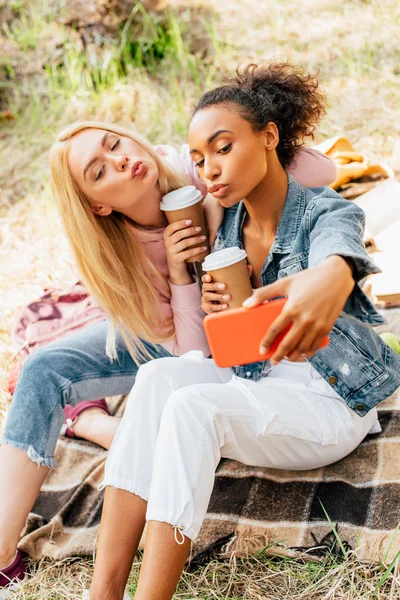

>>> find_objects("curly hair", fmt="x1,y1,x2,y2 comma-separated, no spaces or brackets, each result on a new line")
192,62,326,168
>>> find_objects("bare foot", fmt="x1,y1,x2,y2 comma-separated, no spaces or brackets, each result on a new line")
0,549,18,571
71,409,121,450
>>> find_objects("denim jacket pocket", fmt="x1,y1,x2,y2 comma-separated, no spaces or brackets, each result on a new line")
276,253,308,278
329,323,386,379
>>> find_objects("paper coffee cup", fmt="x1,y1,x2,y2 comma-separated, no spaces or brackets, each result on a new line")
203,247,253,309
161,186,209,263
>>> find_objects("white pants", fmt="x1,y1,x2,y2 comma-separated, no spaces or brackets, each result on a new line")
103,352,379,542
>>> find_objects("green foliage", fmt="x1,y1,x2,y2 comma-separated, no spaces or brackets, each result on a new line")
2,1,50,52
2,1,218,125
119,5,180,71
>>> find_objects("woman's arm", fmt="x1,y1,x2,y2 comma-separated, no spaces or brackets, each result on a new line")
163,281,209,356
243,256,354,363
192,146,337,247
307,193,379,279
162,218,210,356
243,194,379,363
288,147,337,187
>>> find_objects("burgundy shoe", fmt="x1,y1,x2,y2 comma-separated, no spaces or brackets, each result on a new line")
61,399,110,439
0,550,27,599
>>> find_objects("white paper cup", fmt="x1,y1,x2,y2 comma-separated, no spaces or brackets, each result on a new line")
203,247,248,271
160,186,203,210
203,247,252,309
161,186,208,262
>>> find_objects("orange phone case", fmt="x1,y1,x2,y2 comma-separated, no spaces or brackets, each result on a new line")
204,299,330,368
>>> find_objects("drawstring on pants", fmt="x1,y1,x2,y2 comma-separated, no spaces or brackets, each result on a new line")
174,525,185,545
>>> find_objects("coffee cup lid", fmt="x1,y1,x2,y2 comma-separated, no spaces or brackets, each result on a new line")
160,186,203,210
203,247,247,271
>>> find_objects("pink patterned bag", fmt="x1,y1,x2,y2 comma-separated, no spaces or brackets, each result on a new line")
8,283,106,395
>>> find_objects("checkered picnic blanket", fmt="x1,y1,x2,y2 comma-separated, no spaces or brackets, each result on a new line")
19,311,400,565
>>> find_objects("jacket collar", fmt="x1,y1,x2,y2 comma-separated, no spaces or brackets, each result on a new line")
226,173,305,254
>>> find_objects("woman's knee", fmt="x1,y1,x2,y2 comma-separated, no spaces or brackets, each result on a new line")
11,348,75,421
134,356,194,387
162,387,213,426
136,353,219,386
136,356,179,378
15,350,61,393
124,358,183,416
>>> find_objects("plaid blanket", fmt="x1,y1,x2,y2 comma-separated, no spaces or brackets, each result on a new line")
19,310,400,565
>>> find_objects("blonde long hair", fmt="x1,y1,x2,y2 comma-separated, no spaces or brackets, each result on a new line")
50,121,188,362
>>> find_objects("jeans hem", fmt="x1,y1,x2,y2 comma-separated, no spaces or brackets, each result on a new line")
0,439,57,469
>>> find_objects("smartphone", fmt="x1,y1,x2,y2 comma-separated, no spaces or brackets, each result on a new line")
204,298,330,368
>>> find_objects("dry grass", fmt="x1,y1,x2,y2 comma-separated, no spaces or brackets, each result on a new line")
9,551,400,599
1,0,400,597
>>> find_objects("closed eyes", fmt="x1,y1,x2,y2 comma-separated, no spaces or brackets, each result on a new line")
95,166,105,181
95,138,120,180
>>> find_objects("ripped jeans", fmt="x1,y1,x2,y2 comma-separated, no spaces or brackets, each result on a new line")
1,320,171,467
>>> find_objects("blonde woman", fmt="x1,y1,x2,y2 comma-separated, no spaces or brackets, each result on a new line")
0,120,336,597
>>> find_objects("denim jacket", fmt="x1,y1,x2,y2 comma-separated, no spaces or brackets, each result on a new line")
214,174,400,415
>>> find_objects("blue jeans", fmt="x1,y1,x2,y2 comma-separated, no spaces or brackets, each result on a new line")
1,320,171,467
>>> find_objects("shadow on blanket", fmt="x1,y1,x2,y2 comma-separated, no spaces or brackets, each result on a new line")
19,311,400,565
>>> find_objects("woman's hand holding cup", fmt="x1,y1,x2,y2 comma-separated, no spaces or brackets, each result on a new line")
201,274,231,313
202,247,253,312
201,247,253,313
161,185,211,285
164,219,208,285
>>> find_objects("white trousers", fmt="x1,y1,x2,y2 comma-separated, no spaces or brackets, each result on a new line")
103,352,379,542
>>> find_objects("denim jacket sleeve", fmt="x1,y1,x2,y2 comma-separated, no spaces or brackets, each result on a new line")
307,190,385,325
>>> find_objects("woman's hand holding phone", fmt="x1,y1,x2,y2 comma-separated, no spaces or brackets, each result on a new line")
164,219,208,285
243,256,355,364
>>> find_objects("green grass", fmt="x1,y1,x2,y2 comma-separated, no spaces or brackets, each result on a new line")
1,0,218,119
2,3,50,51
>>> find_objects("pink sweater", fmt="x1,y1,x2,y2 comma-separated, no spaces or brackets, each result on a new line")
133,145,337,357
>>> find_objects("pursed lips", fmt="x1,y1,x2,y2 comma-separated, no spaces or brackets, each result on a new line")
208,183,229,197
131,161,147,178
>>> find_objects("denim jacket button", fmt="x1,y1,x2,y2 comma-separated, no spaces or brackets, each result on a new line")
328,375,338,385
356,403,365,412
